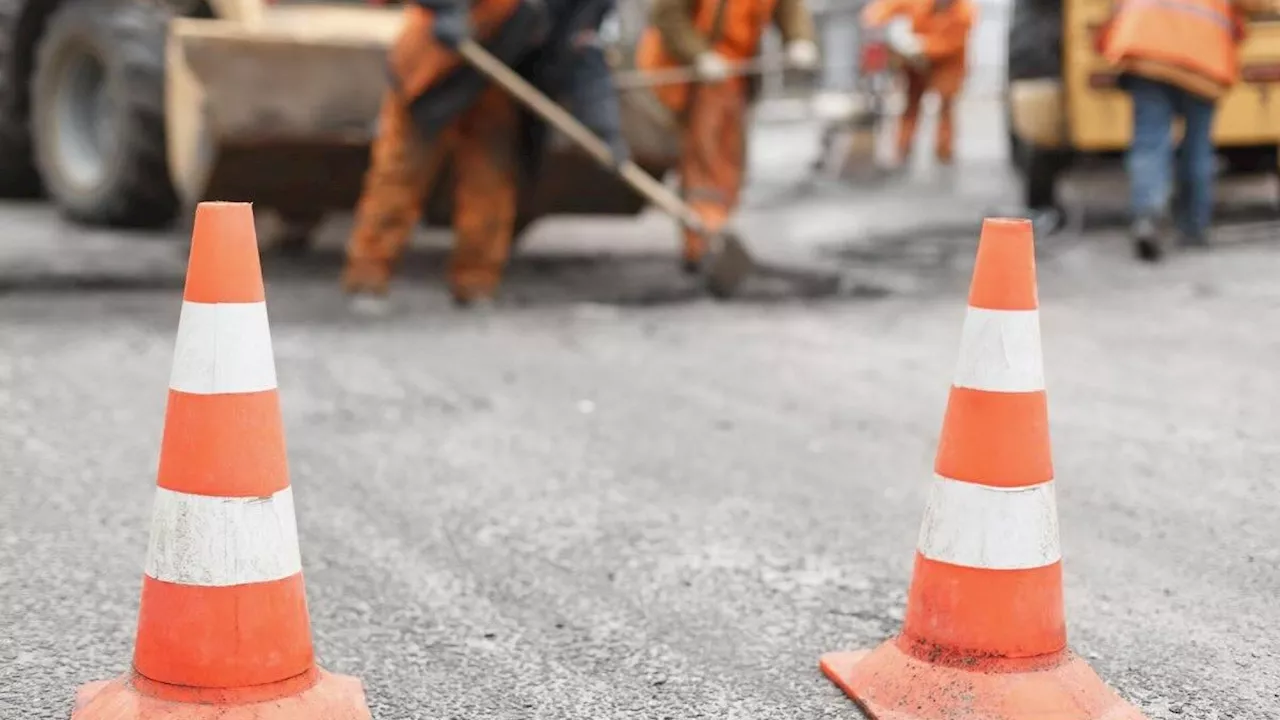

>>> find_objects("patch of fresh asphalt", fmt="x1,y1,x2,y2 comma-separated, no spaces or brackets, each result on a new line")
1,225,1278,719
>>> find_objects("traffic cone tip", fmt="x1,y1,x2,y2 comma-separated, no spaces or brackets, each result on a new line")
968,217,1038,312
183,201,265,305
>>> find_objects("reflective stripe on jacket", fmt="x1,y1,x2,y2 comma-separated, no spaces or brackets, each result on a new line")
1101,0,1242,100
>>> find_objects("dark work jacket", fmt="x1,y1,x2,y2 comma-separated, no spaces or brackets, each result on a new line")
405,0,627,180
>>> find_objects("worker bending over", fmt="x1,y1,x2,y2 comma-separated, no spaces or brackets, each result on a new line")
637,0,820,271
1099,0,1270,260
342,0,627,307
861,0,975,167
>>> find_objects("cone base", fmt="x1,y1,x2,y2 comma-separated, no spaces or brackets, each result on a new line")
819,641,1150,720
72,669,372,720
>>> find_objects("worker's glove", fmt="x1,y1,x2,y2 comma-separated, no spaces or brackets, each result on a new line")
695,51,732,82
884,17,925,64
432,4,471,49
785,39,819,70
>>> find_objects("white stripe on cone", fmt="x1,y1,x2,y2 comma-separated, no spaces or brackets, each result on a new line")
917,476,1061,570
169,301,278,395
952,307,1045,394
145,486,303,586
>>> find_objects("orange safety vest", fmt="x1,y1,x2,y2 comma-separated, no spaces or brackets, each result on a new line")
636,0,781,113
1101,0,1241,99
861,0,975,97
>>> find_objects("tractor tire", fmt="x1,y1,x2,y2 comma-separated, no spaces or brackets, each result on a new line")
30,0,177,227
0,0,43,198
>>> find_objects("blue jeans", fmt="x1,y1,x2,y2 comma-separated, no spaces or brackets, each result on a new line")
1126,76,1218,239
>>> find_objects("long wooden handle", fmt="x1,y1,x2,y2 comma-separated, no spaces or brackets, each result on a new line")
611,57,780,89
456,39,708,233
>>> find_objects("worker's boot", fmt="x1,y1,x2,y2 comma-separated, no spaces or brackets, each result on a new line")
448,266,501,310
1131,214,1166,263
450,284,498,309
341,260,393,316
452,293,498,311
935,139,954,167
449,228,508,308
1172,197,1211,251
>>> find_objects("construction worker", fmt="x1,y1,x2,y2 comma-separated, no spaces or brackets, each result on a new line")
341,0,628,308
861,0,976,168
1099,0,1270,261
636,0,820,271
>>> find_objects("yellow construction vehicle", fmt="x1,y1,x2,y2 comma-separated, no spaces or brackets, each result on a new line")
0,0,680,248
1005,0,1280,211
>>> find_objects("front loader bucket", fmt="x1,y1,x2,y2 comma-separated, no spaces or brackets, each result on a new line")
166,4,682,229
166,6,401,221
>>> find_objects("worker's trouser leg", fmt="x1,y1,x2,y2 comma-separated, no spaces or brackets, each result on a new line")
1128,77,1216,242
1171,87,1217,242
1126,76,1179,227
343,88,517,300
449,87,519,300
896,69,928,163
935,93,956,164
679,78,747,266
344,93,448,296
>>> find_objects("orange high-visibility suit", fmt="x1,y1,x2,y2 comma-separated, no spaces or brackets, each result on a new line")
342,0,523,305
862,0,975,164
637,0,816,268
1100,0,1265,100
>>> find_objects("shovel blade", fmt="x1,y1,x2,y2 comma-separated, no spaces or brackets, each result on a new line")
704,231,756,299
703,230,848,299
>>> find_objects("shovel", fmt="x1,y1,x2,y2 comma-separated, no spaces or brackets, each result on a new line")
456,38,843,299
611,56,780,89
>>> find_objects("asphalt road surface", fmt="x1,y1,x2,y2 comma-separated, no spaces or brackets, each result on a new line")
1,105,1278,720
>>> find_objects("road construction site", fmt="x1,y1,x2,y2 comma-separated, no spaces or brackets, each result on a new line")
1,88,1279,720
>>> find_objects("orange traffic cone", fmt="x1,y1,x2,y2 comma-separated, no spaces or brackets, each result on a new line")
820,218,1149,720
72,202,372,720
